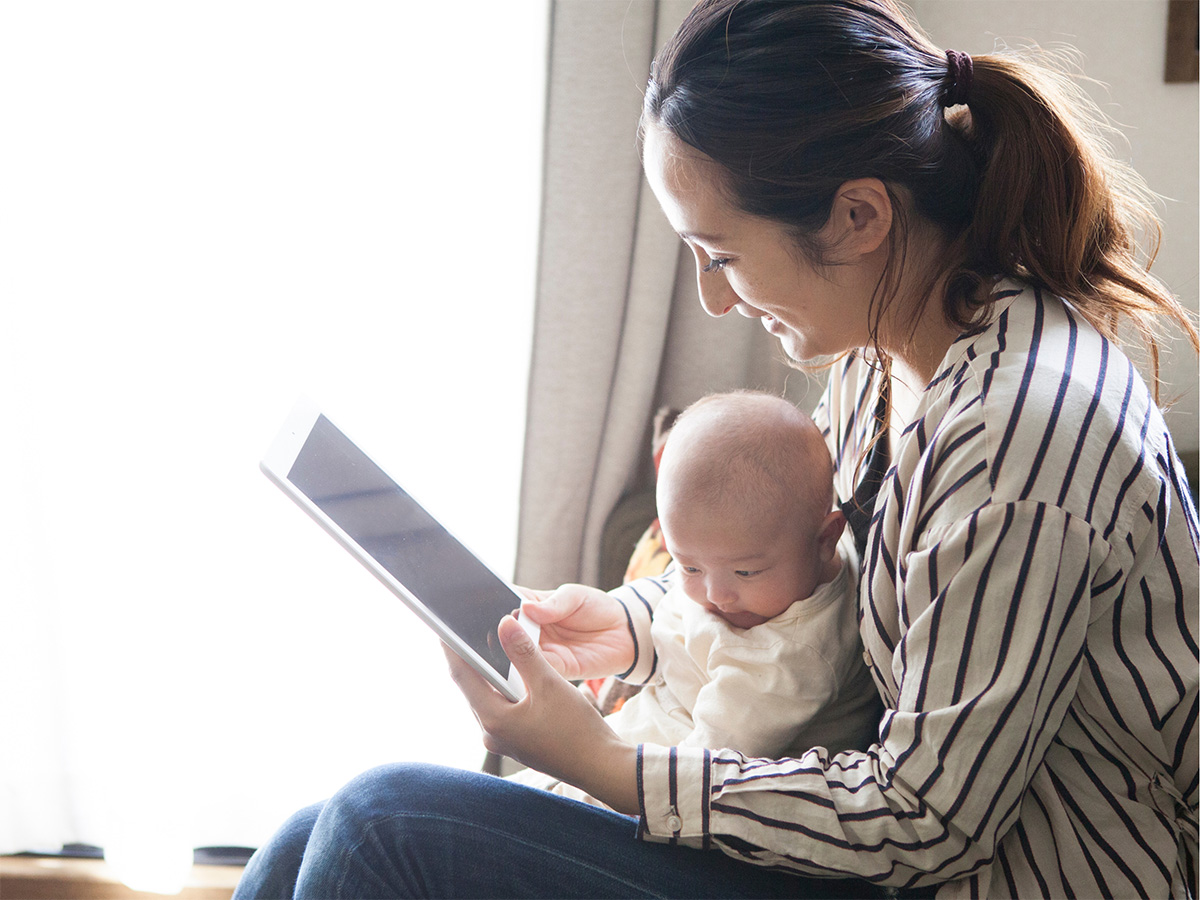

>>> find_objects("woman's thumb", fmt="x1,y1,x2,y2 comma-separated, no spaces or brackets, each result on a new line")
498,614,551,684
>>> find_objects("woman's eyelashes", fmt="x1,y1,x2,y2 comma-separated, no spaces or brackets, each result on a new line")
702,256,731,273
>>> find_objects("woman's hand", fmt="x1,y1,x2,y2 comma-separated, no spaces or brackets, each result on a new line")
445,616,640,815
516,584,635,681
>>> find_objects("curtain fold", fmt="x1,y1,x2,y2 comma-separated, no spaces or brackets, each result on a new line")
515,0,814,590
515,1,684,590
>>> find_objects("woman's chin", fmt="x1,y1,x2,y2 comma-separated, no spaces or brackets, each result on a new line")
777,331,843,368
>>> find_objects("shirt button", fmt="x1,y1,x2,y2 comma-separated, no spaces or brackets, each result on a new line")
862,649,872,667
667,814,683,832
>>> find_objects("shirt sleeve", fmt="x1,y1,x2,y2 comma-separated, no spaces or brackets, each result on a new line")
608,570,673,685
637,502,1106,887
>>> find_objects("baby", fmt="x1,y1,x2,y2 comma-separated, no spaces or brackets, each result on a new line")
512,390,880,801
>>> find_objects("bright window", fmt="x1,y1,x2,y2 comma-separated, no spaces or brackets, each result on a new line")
0,1,547,855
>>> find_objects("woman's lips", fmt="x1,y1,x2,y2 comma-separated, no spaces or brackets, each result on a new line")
734,303,785,336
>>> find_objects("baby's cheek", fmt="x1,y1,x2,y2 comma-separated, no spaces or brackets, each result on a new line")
745,585,785,618
679,581,709,610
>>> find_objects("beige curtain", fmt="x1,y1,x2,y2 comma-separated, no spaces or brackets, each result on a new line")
514,0,822,591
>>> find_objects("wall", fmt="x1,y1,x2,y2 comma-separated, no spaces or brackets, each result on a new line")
912,0,1200,457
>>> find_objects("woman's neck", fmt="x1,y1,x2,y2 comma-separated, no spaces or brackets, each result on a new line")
877,241,967,428
880,309,960,431
879,224,965,397
890,313,961,388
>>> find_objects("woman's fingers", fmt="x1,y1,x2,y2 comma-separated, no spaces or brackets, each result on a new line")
443,614,553,704
444,617,638,813
441,643,504,713
445,616,558,756
496,613,554,688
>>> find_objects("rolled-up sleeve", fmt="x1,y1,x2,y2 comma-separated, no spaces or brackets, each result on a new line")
636,743,712,848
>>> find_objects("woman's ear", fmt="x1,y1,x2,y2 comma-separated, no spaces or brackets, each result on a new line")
821,178,892,259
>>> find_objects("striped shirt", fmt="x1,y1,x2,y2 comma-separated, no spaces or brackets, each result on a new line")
616,282,1199,898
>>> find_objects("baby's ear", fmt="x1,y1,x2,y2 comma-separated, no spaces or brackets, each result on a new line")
818,509,847,561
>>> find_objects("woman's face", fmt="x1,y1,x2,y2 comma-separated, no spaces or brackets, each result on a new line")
642,123,878,365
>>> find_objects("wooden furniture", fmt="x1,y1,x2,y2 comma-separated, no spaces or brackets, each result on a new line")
0,855,241,900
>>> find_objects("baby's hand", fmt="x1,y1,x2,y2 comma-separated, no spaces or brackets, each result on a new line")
516,584,635,681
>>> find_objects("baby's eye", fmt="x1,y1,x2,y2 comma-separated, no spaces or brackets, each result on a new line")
702,257,730,273
735,569,761,578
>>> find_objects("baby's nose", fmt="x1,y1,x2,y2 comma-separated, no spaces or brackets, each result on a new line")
708,581,736,607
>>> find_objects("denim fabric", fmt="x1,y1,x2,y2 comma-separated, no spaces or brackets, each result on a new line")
233,762,883,899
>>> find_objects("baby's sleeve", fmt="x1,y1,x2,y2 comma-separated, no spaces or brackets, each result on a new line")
608,571,674,685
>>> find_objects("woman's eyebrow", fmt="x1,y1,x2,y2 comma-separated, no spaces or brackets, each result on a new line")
679,230,728,244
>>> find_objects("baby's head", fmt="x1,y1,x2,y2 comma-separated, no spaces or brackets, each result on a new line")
656,391,845,629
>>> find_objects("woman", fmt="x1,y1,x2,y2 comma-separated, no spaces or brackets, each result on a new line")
235,1,1198,897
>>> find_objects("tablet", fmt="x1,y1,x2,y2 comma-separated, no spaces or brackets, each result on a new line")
260,399,536,701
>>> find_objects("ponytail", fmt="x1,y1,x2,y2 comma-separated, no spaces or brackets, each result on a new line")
946,49,1198,394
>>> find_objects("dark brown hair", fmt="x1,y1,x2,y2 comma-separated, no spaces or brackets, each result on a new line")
643,0,1198,392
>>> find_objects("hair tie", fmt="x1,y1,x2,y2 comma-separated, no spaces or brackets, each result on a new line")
942,49,973,107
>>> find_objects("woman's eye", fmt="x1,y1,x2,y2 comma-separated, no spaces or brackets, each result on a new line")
702,257,730,273
682,566,701,575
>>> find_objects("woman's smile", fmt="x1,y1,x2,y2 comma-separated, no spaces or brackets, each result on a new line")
641,122,892,366
734,300,794,340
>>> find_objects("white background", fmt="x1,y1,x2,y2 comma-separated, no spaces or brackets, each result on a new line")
0,1,547,854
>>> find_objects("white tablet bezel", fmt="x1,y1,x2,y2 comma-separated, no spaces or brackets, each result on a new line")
260,398,535,702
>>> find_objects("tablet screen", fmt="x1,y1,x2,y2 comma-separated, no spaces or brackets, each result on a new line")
286,414,516,677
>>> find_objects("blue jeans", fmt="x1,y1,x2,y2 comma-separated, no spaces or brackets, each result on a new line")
233,763,884,899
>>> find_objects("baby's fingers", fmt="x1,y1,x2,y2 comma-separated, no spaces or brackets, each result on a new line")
513,585,552,606
519,583,586,625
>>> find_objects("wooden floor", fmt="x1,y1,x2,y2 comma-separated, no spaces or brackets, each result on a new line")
0,856,242,900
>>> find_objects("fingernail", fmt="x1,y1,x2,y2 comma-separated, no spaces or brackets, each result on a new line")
504,616,531,646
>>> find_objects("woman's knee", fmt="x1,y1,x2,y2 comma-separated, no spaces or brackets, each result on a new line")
233,802,323,900
295,763,502,898
318,762,472,827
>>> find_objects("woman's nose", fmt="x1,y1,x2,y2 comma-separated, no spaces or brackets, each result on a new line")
697,269,736,318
